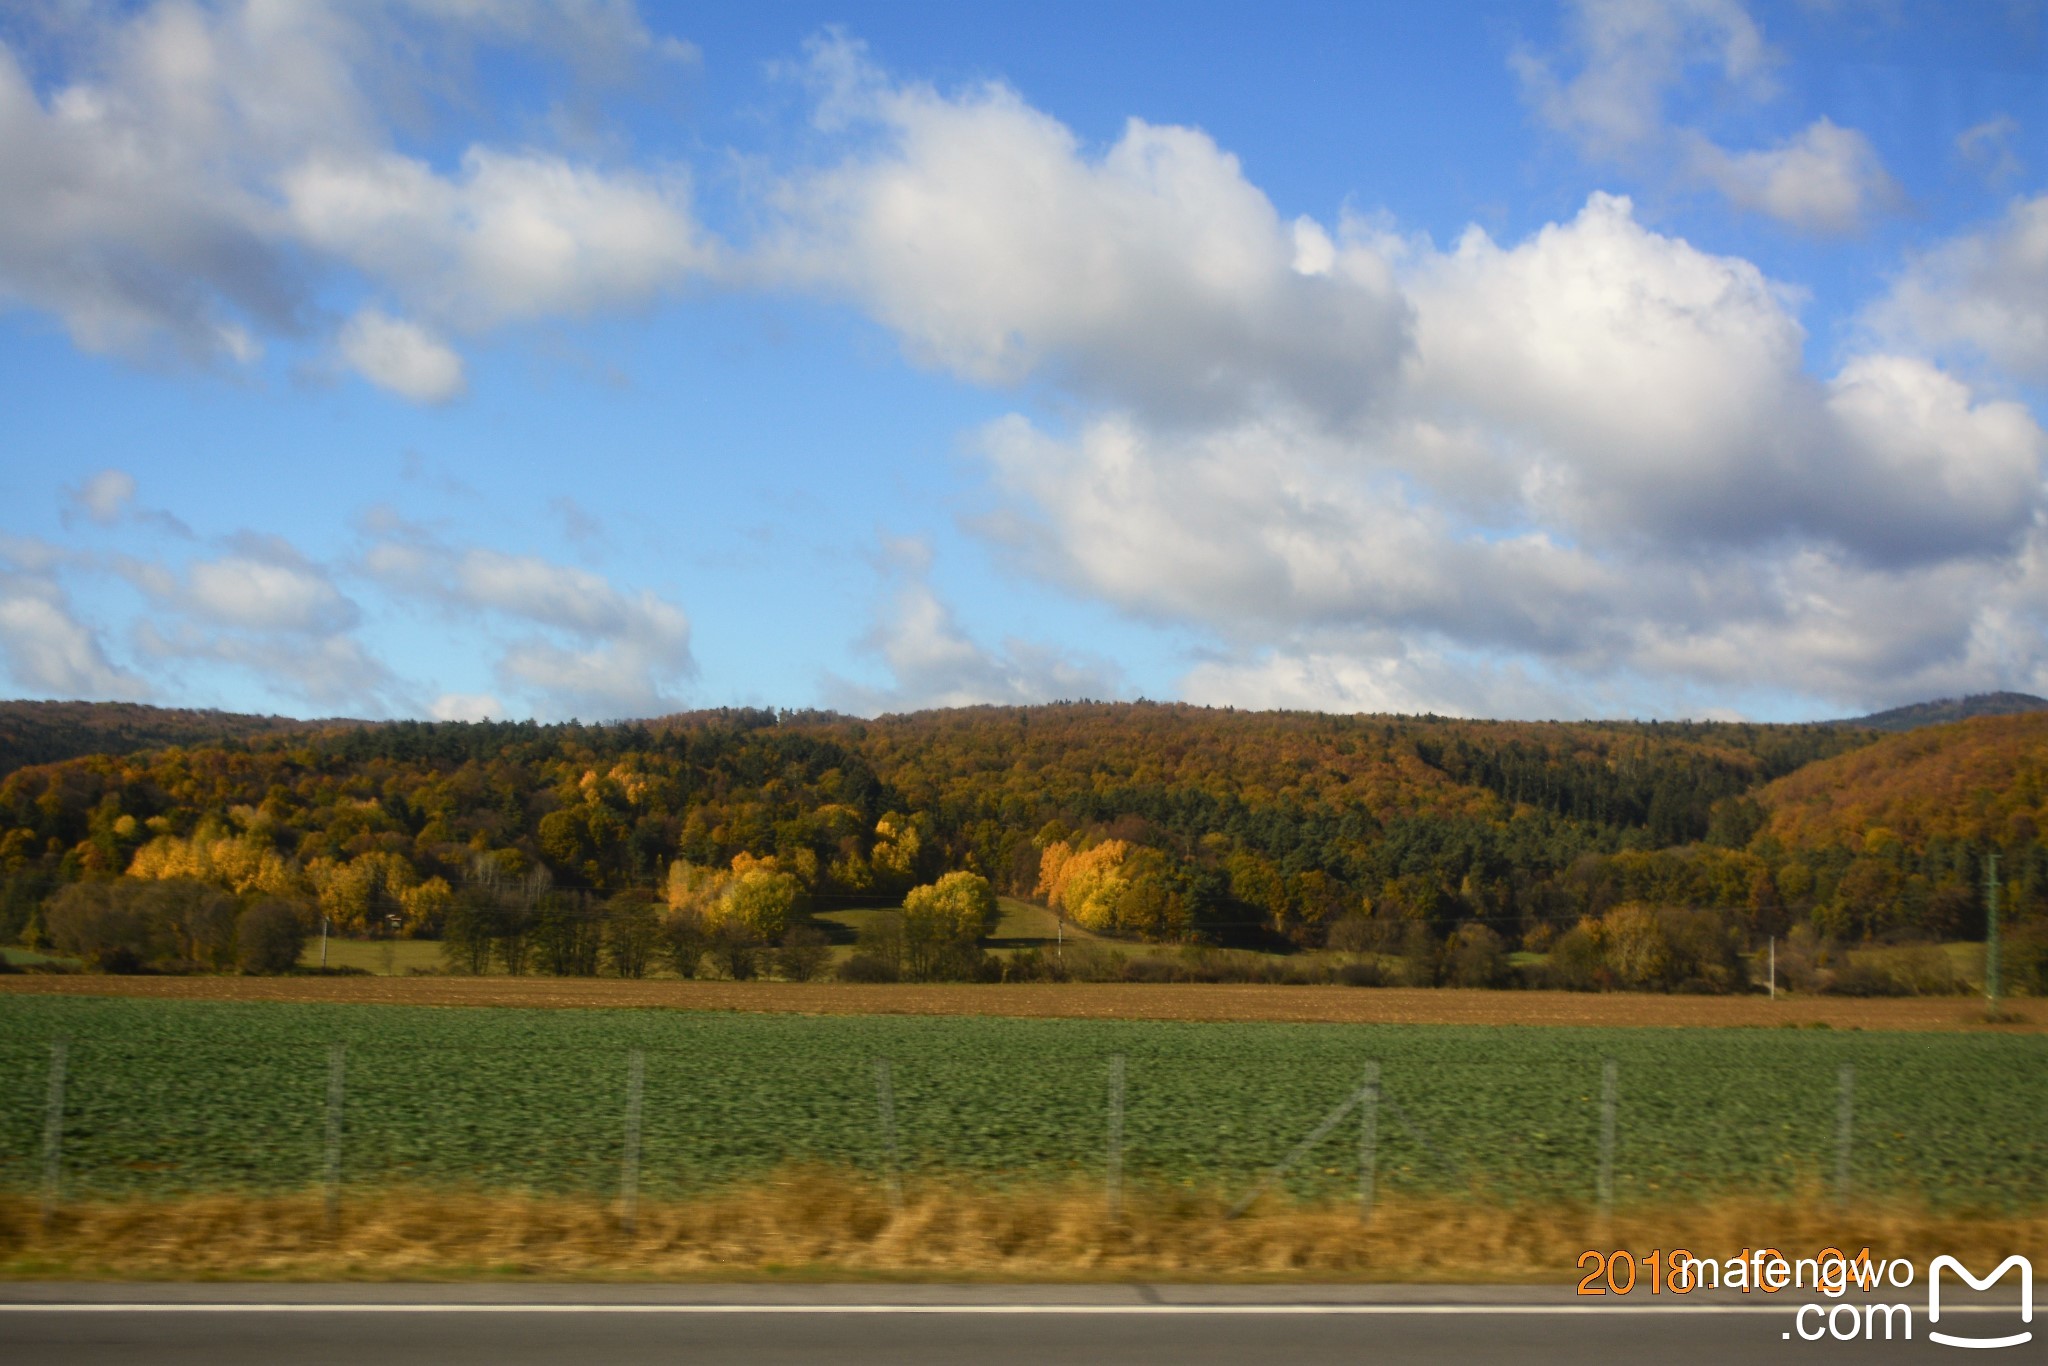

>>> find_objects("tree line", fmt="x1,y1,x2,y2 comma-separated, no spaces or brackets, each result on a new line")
0,702,2043,991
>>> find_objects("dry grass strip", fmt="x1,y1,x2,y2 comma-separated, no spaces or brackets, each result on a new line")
3,1175,2038,1283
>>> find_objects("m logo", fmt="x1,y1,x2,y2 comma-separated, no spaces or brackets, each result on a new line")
1928,1255,2032,1350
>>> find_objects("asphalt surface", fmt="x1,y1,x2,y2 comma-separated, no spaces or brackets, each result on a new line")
1,1283,2030,1364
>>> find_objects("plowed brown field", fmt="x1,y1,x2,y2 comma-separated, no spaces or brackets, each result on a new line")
0,974,2035,1030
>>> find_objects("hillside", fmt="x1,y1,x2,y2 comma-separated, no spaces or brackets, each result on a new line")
0,700,1899,952
2,698,2041,960
0,701,344,779
1836,691,2048,733
1761,712,2048,851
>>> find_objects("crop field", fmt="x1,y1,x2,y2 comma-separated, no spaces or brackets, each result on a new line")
1,996,2041,1217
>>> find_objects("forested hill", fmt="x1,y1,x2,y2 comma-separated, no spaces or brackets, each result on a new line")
0,701,345,779
0,700,2039,953
1835,691,2048,733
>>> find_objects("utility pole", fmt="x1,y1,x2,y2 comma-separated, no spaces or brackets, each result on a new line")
1985,852,2002,1014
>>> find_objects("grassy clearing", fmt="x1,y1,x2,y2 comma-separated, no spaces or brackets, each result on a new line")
295,938,444,975
4,1181,2039,1283
0,947,78,970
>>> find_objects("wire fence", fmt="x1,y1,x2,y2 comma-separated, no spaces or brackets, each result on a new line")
2,1033,2041,1217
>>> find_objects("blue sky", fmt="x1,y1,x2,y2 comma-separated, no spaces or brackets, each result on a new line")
3,0,2047,723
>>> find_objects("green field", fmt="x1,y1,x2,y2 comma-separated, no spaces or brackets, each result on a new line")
0,995,2040,1211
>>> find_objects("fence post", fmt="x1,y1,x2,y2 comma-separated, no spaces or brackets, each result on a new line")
1834,1063,1854,1208
40,1039,67,1228
1106,1054,1126,1221
620,1049,645,1235
874,1058,903,1211
1597,1057,1617,1237
323,1043,345,1232
1358,1061,1380,1223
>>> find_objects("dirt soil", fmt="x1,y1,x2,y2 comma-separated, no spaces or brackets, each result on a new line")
0,974,2036,1030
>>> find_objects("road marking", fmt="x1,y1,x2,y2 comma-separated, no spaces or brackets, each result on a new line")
0,1302,1835,1316
0,1300,2021,1317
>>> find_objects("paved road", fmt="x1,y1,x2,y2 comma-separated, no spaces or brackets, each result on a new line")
2,1283,2028,1364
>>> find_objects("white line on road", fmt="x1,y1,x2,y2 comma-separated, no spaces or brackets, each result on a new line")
0,1302,1824,1316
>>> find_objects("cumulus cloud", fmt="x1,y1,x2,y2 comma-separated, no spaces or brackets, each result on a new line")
132,620,394,711
1515,0,1897,234
111,533,399,710
337,309,466,403
0,1,709,397
362,524,693,717
121,537,360,635
285,148,710,334
1872,193,2048,382
763,34,1408,425
824,544,1121,714
766,57,2046,715
1687,118,1901,235
0,554,147,700
430,692,508,722
1406,195,2040,563
1181,638,1584,721
66,470,136,526
1513,0,1774,160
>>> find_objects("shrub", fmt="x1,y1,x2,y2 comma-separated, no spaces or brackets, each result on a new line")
708,922,760,980
1000,947,1066,982
2006,922,2048,997
661,907,711,979
45,882,154,973
776,924,831,982
1886,944,1968,996
604,892,661,979
1120,955,1183,984
1337,960,1388,987
836,952,899,983
901,871,999,981
853,913,904,978
236,900,307,974
1445,924,1508,988
1547,925,1606,991
441,886,499,975
1824,963,1911,997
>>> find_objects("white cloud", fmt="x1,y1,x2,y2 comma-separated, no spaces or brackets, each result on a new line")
832,67,2046,715
133,620,395,712
337,308,466,403
1514,0,1774,160
1181,639,1582,721
110,533,398,711
1515,0,1897,234
1956,114,2022,186
824,546,1121,714
1406,194,2040,564
286,148,711,333
363,528,693,717
67,469,137,526
0,2,708,397
1873,193,2048,382
763,35,1408,424
747,47,2048,713
430,691,508,722
0,570,147,700
123,538,359,634
1688,118,1901,234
